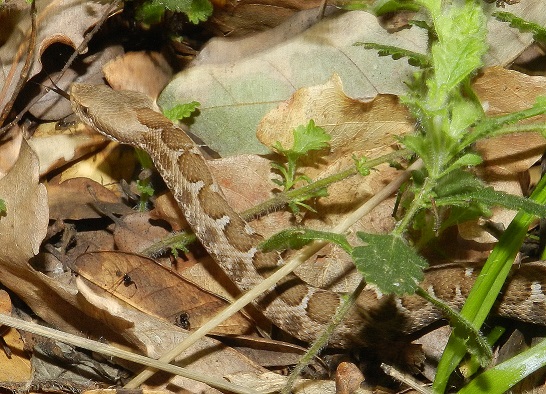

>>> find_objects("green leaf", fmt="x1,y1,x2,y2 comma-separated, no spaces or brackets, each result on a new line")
459,337,546,394
163,101,200,121
259,228,352,254
448,96,483,139
134,1,165,24
440,152,483,177
352,233,428,295
275,120,331,161
355,42,430,68
434,168,485,198
433,174,546,392
0,199,6,215
416,287,492,368
370,0,420,15
437,187,546,218
353,155,371,176
152,0,212,23
425,2,487,108
493,11,546,44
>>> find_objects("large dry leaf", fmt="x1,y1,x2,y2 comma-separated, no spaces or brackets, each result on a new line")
159,5,546,157
0,140,84,331
257,74,411,166
29,122,107,176
75,251,254,335
75,277,267,393
208,0,324,36
159,10,427,156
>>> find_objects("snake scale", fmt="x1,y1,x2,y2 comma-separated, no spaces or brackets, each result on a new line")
70,83,546,348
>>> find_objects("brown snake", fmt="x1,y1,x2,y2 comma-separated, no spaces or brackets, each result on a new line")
70,83,546,348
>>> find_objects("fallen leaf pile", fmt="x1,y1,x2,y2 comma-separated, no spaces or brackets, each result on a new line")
2,1,546,393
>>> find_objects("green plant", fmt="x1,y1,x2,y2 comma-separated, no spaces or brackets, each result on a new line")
262,1,546,392
132,0,212,25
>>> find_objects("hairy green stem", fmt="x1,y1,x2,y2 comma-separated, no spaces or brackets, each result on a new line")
141,149,411,256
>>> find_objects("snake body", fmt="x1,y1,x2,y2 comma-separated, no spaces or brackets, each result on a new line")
70,83,546,348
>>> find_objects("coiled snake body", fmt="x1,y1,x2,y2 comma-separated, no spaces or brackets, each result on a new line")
70,83,546,348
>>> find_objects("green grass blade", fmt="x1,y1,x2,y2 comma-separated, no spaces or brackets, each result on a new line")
458,337,546,394
433,173,546,392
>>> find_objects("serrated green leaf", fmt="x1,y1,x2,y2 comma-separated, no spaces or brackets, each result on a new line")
153,0,212,23
437,188,546,218
285,120,331,160
448,97,483,139
352,233,427,295
434,168,485,197
355,42,430,68
493,11,546,44
426,2,487,108
441,153,483,177
163,101,200,121
134,1,165,24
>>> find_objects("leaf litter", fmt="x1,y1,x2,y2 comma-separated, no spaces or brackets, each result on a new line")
2,2,546,393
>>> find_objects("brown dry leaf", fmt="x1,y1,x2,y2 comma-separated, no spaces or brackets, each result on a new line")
258,74,412,164
113,212,172,253
75,251,254,335
195,7,335,67
207,0,324,37
75,276,266,393
0,0,114,116
257,75,408,289
57,142,137,187
458,67,546,242
225,371,335,393
0,327,31,381
47,177,130,221
0,131,23,177
29,121,107,176
0,139,91,332
151,193,190,231
0,290,28,381
474,67,546,175
104,51,173,100
335,362,365,394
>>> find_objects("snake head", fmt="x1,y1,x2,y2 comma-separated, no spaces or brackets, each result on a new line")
70,83,157,145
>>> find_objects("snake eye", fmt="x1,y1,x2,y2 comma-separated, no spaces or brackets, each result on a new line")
80,106,91,118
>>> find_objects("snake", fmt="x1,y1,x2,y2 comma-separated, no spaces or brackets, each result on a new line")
70,83,546,348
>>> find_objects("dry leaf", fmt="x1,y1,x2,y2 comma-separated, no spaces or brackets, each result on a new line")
75,251,254,335
159,11,427,156
208,0,324,36
47,177,130,221
104,51,173,100
29,121,107,176
76,277,267,393
458,67,546,242
57,142,137,186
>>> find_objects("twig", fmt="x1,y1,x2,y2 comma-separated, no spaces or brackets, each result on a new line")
381,363,432,394
0,313,260,394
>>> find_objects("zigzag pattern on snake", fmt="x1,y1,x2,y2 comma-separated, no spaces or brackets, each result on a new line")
70,83,546,348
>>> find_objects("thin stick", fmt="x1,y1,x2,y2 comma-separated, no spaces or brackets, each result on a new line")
0,313,259,394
